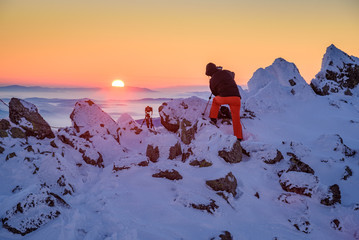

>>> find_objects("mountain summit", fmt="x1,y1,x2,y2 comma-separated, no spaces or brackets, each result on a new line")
310,44,359,96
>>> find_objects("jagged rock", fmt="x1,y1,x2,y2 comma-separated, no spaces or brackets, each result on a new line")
320,184,341,206
287,152,315,175
315,134,356,158
342,166,353,180
254,192,260,199
9,98,54,139
0,119,10,130
211,231,233,240
70,99,119,142
310,44,359,95
169,142,182,160
6,152,16,161
146,145,160,163
180,119,197,145
1,189,69,236
206,172,238,202
189,159,212,168
330,219,342,231
159,103,179,133
288,216,312,234
10,127,26,139
24,145,34,152
279,172,318,197
50,140,58,148
263,149,283,164
152,169,183,181
190,199,218,214
218,140,242,164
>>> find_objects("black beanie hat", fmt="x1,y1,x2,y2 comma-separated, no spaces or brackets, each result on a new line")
205,62,218,76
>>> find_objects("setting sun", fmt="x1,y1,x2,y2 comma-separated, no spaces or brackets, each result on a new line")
112,80,125,87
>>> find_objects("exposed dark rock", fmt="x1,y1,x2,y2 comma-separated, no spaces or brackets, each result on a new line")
0,130,8,138
169,142,182,160
152,169,183,181
211,231,233,240
159,104,179,133
288,217,311,234
50,140,58,148
190,199,218,214
82,151,104,168
6,152,16,161
189,159,212,168
57,134,75,148
181,148,193,162
344,88,353,96
342,166,353,180
289,79,297,86
24,145,34,152
264,150,283,164
113,165,130,172
254,192,260,199
279,172,318,197
138,160,149,167
287,152,315,175
12,185,22,193
180,119,197,145
218,140,242,164
146,145,160,163
79,131,92,141
0,119,10,130
206,172,238,202
9,98,54,139
0,145,4,154
320,184,341,206
10,127,26,139
330,219,342,231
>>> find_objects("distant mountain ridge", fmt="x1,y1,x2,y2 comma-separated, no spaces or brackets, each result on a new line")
0,85,155,92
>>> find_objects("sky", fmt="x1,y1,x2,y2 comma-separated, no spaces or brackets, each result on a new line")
0,0,358,89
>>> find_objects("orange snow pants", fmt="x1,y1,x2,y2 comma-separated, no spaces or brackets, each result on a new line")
209,96,243,140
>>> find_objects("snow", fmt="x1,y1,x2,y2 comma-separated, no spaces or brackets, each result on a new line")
1,45,359,240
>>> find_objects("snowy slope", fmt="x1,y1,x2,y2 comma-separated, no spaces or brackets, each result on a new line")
1,45,359,240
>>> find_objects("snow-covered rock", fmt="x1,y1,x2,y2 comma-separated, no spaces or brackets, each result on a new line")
310,44,359,96
245,58,314,114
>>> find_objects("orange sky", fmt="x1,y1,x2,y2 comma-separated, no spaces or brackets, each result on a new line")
1,0,358,88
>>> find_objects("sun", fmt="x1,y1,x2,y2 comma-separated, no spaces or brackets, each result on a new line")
112,79,125,87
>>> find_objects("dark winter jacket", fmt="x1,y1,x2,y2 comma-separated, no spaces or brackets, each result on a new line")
209,69,241,98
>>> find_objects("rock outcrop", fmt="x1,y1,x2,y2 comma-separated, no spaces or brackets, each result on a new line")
310,44,359,96
9,98,54,139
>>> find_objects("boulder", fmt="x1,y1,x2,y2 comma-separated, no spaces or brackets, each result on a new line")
0,119,10,130
1,188,69,236
279,172,318,197
263,149,283,164
158,97,207,133
286,152,315,175
218,140,242,164
320,184,341,206
146,144,160,163
206,172,238,202
9,98,54,139
169,142,182,160
70,99,119,142
152,169,183,181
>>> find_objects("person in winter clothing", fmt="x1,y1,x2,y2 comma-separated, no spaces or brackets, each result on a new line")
205,62,243,141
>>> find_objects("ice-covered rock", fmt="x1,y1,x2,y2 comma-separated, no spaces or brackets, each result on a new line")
70,99,119,141
9,98,54,139
245,58,314,113
158,96,207,133
310,44,359,96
